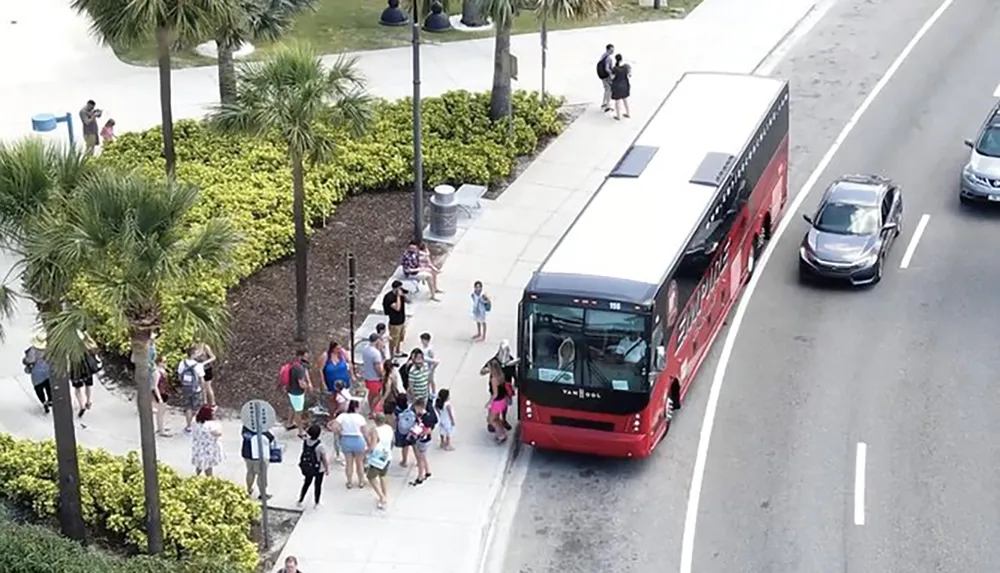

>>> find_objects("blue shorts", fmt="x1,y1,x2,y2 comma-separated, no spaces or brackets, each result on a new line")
340,434,366,455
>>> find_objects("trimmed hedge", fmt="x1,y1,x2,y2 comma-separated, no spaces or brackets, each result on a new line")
90,89,565,369
0,518,240,573
0,434,259,572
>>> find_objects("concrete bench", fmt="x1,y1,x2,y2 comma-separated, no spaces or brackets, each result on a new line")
455,184,487,219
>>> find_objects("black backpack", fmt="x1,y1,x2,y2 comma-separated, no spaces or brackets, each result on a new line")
298,441,322,477
596,55,610,79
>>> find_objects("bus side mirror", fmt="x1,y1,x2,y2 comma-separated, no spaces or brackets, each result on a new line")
655,346,666,370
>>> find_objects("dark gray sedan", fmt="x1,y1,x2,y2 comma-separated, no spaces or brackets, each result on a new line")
798,174,903,286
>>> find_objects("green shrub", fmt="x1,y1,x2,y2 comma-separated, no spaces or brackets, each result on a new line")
0,518,241,573
0,434,259,572
90,89,565,368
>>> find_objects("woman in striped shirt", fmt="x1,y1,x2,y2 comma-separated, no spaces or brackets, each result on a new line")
406,348,434,402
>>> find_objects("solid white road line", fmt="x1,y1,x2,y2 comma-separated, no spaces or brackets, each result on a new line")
679,1,957,571
854,442,868,526
899,214,930,269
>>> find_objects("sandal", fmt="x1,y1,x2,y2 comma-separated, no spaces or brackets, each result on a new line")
346,483,354,490
357,481,365,489
410,478,425,486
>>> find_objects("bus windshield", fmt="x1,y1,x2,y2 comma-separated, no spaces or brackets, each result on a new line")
524,302,650,393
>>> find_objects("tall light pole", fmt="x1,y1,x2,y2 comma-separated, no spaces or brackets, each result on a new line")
540,7,548,104
411,0,425,243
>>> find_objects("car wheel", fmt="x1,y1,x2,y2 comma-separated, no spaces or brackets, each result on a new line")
960,194,972,206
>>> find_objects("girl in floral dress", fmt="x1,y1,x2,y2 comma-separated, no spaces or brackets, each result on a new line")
191,405,225,476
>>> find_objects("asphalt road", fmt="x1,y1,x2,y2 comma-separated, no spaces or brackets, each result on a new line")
499,0,986,571
692,0,1000,571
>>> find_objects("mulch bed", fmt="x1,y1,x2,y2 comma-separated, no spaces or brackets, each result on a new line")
210,191,414,414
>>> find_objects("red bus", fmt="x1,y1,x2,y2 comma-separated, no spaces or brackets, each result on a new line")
516,72,790,458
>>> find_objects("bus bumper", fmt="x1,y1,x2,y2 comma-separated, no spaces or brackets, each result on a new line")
520,420,653,459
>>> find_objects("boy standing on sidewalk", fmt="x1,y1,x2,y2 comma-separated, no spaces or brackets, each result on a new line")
597,44,615,112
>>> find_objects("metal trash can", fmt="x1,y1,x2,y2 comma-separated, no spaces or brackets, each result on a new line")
430,184,459,238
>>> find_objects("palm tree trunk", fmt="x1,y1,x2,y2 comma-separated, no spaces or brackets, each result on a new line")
131,327,163,554
291,151,308,344
216,32,237,106
38,302,85,541
155,26,177,180
489,20,513,121
461,0,486,27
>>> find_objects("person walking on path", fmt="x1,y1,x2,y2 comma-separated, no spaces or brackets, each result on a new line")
365,413,393,509
611,54,632,120
379,359,405,419
151,356,173,437
191,340,217,406
72,330,101,418
435,388,455,451
471,280,492,342
393,394,414,468
191,405,225,476
360,334,385,412
409,397,437,486
382,280,408,358
79,100,102,155
285,350,312,438
241,425,276,500
332,399,368,489
596,44,615,113
297,424,329,508
177,346,206,433
405,348,433,402
320,340,352,393
22,334,52,414
279,556,303,573
419,332,439,389
482,358,510,443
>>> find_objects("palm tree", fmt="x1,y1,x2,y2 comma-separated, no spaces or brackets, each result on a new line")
478,0,611,120
0,138,96,541
71,0,242,178
28,172,239,554
209,42,372,344
216,0,317,105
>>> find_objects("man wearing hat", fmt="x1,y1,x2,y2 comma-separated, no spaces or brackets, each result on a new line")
22,333,53,414
381,280,408,358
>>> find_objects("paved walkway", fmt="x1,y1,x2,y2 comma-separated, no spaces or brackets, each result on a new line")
0,0,819,571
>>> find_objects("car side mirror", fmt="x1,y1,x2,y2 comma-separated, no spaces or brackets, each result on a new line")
655,346,666,370
882,222,897,231
802,213,813,224
964,139,975,149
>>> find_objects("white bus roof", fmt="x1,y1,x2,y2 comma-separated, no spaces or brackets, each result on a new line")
538,72,786,286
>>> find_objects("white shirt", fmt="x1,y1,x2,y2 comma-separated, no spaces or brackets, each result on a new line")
389,369,405,395
615,337,647,364
176,358,205,383
375,424,394,452
335,412,366,437
421,344,439,370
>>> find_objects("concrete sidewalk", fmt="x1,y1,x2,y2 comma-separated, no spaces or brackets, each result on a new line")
0,0,820,571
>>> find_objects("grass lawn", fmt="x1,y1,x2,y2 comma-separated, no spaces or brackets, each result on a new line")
114,0,701,68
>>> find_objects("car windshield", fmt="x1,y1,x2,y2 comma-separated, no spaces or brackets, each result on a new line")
814,202,879,236
976,125,1000,158
524,303,650,393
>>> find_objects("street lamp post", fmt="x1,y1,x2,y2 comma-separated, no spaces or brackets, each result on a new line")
411,1,425,243
31,113,76,147
541,8,548,104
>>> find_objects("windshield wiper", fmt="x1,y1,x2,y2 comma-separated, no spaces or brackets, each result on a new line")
586,356,616,389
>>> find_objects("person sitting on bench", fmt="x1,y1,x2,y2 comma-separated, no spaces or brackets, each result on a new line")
400,241,442,301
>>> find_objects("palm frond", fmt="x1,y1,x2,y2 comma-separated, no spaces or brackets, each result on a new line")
168,296,231,354
209,42,372,160
40,305,94,376
72,0,243,48
537,0,611,20
177,217,241,272
0,282,21,342
0,138,63,245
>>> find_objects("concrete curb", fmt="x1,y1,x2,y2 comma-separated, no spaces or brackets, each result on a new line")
470,423,523,573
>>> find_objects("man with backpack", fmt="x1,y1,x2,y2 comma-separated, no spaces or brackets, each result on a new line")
279,349,312,437
177,345,206,433
596,43,616,112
